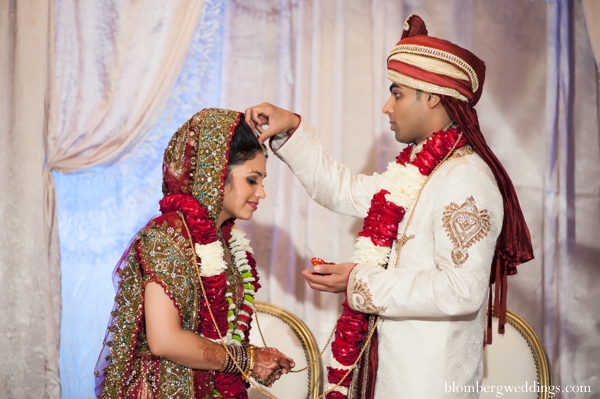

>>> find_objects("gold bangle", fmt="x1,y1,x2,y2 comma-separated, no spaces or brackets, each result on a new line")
243,345,256,381
218,345,232,372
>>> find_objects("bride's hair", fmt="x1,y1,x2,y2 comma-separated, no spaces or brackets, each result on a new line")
226,116,264,180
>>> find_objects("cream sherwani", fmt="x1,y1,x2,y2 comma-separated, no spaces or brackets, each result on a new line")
272,120,503,399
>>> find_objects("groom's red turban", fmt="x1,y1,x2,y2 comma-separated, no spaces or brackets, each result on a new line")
386,15,486,106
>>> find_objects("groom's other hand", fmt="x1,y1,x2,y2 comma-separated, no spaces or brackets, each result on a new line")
245,103,300,144
302,262,356,293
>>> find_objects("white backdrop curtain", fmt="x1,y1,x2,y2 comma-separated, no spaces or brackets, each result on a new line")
220,0,600,396
55,1,226,397
1,0,204,398
0,2,58,398
582,0,600,67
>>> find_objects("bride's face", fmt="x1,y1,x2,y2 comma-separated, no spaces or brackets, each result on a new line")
218,153,267,226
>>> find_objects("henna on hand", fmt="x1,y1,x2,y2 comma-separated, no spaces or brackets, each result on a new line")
251,347,295,386
201,344,226,370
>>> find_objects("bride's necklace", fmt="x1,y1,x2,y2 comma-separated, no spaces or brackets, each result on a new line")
220,234,244,313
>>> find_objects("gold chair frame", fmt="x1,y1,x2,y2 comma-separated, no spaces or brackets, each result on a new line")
255,301,322,399
488,309,553,399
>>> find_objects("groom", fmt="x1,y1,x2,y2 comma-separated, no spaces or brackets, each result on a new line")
246,15,533,399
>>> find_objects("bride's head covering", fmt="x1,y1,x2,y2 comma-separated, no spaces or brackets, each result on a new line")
163,108,240,223
161,107,266,223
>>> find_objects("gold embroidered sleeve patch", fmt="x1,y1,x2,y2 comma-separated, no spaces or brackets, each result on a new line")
349,270,386,315
442,196,490,267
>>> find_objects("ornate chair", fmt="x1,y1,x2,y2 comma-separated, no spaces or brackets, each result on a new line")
248,302,322,399
481,309,553,399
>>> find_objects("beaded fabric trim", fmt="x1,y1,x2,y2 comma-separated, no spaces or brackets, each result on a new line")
388,44,479,92
386,70,468,102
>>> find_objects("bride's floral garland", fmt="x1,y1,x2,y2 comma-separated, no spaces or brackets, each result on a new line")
159,194,260,399
325,128,467,399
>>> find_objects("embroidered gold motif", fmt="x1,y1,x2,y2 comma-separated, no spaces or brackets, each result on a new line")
448,145,474,160
349,273,385,315
442,196,490,267
100,217,205,398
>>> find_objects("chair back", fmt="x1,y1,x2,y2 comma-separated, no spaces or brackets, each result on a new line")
481,309,553,398
248,302,321,399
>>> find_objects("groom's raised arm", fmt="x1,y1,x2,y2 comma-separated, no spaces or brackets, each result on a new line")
245,103,380,218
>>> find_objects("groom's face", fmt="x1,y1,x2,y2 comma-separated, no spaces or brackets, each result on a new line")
382,84,430,144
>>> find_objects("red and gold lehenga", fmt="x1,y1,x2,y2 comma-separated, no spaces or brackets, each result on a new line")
95,109,261,399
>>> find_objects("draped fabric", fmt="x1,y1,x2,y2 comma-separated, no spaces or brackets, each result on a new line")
0,3,59,398
582,0,600,67
1,0,204,397
46,10,205,388
2,0,599,398
544,0,600,393
56,2,227,397
220,0,600,396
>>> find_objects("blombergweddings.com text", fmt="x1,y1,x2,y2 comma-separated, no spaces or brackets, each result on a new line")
445,380,591,397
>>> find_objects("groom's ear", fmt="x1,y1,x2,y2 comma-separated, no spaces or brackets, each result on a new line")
426,93,442,109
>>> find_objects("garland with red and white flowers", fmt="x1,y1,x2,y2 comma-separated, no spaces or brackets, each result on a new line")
325,127,467,399
159,194,260,399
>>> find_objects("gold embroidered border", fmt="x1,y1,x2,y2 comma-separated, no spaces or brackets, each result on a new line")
348,268,385,315
158,359,196,398
387,70,468,102
138,221,199,330
442,196,490,267
99,250,144,398
100,219,201,398
191,108,241,223
449,145,474,160
388,44,479,92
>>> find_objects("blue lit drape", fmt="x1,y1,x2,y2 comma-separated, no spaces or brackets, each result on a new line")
55,1,226,397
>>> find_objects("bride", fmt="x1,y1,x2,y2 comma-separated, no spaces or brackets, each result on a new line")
95,108,294,398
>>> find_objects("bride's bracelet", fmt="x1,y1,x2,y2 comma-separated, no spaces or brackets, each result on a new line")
218,344,256,376
242,345,256,381
218,345,245,374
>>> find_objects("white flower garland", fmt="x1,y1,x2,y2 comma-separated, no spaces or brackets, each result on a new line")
335,159,424,390
328,128,465,399
195,241,227,277
351,161,423,267
195,226,257,345
325,383,349,396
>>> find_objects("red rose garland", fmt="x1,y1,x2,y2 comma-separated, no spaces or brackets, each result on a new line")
159,194,261,399
326,128,466,398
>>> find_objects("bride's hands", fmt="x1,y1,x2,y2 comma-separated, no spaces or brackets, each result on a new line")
251,347,295,387
244,103,300,144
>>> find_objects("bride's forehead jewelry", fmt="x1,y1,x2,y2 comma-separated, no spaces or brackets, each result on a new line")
261,143,269,159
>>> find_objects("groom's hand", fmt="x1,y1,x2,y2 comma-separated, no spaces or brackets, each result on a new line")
302,262,356,293
244,103,300,144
